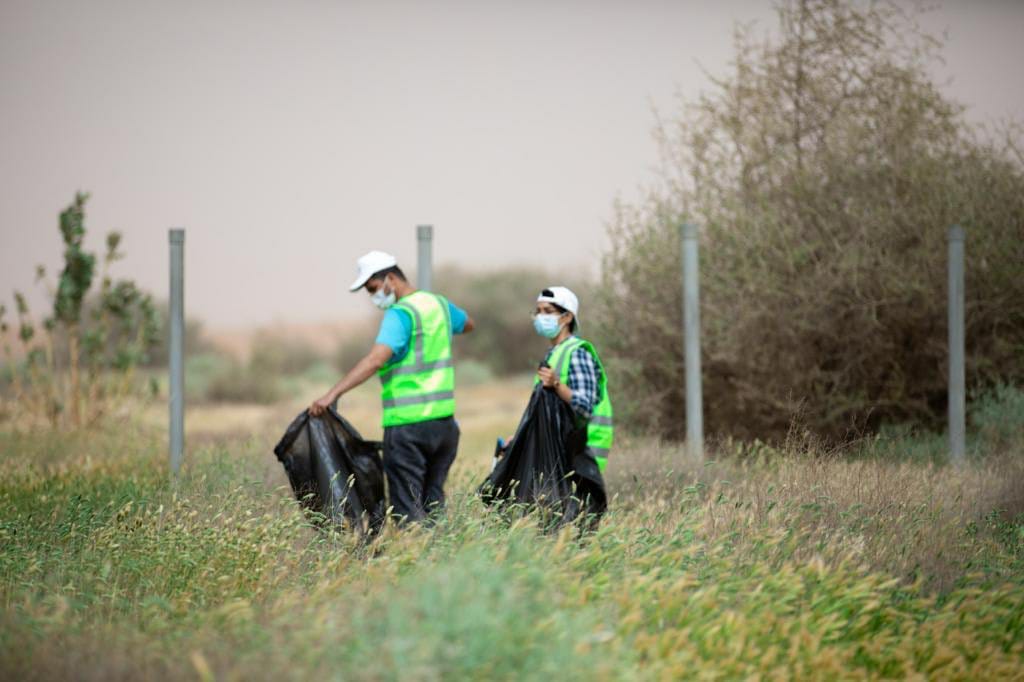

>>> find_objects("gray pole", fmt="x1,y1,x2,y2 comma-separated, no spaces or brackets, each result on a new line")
417,224,434,291
681,223,704,461
948,225,966,464
169,229,185,476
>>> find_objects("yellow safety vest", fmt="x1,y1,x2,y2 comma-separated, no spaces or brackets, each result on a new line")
378,291,455,427
538,336,613,472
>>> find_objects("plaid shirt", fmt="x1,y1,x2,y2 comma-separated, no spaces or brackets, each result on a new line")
544,338,601,421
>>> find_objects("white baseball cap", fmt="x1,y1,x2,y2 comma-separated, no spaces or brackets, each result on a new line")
349,250,398,291
537,286,580,326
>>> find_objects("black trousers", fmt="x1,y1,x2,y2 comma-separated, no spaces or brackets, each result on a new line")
382,416,460,523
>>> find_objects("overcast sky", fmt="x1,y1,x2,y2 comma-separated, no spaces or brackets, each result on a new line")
2,0,1022,328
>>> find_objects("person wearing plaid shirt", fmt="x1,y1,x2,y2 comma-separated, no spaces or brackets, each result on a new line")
542,340,600,420
491,285,613,478
533,287,604,424
528,284,614,478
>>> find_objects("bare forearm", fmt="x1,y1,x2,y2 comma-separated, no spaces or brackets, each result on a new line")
538,365,573,405
325,345,391,401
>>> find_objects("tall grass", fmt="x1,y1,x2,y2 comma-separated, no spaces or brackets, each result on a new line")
1,416,1022,679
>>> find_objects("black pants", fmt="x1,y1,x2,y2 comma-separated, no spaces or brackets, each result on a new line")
382,416,460,523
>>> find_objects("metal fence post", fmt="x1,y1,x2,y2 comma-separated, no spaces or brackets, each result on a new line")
169,228,185,476
681,223,704,461
948,225,966,465
417,224,433,292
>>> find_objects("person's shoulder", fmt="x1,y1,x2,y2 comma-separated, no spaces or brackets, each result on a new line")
571,343,596,357
571,338,600,360
435,292,460,312
382,306,414,330
404,291,450,312
439,295,467,329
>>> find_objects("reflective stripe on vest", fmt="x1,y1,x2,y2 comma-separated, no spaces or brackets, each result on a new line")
378,291,455,427
539,336,614,472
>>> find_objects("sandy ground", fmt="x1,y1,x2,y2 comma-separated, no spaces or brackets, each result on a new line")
141,374,537,491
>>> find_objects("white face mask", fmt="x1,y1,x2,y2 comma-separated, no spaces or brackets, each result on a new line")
370,279,396,310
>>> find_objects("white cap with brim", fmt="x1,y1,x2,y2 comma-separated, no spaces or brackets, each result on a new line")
349,250,398,291
537,286,580,327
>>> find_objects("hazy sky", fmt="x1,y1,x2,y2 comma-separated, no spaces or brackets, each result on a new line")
2,0,1022,328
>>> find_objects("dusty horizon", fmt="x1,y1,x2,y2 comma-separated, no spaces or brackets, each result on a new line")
3,0,1023,329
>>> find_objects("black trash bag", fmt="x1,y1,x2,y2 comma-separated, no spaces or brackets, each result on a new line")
273,407,386,535
479,383,607,528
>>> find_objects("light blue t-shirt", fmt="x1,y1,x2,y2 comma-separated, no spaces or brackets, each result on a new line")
375,299,468,363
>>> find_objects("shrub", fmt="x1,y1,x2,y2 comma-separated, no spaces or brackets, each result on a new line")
184,352,235,402
970,383,1024,454
204,362,282,404
0,194,159,428
248,331,323,375
144,301,216,368
434,266,593,376
594,0,1024,441
333,322,377,373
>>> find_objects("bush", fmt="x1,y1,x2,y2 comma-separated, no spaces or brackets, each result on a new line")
333,322,377,374
594,0,1024,441
454,359,495,387
204,362,282,404
144,301,216,368
184,352,235,402
971,383,1024,453
175,332,328,405
176,345,289,406
434,266,593,376
335,267,595,378
248,331,323,375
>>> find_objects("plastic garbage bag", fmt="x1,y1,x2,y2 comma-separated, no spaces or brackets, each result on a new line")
273,407,386,535
479,383,607,528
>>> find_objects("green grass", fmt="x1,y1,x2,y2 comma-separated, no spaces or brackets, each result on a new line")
1,395,1023,679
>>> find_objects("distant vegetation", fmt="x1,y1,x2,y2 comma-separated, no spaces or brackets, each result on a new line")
334,265,594,383
433,265,593,376
141,264,598,407
172,264,585,407
594,0,1024,441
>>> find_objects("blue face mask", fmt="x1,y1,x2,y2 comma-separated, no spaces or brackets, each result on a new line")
533,314,563,339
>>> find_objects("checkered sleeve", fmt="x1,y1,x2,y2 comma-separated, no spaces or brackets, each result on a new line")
566,347,600,421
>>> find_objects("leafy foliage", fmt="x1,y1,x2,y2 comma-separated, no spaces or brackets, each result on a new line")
0,194,160,428
53,192,96,325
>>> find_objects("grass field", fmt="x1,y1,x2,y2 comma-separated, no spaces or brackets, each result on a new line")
1,380,1023,680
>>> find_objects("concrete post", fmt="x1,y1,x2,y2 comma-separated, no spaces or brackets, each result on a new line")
417,224,433,292
681,223,704,461
948,225,966,464
169,228,185,476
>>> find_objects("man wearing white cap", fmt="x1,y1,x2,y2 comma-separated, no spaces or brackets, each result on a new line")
531,286,614,473
310,250,474,523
